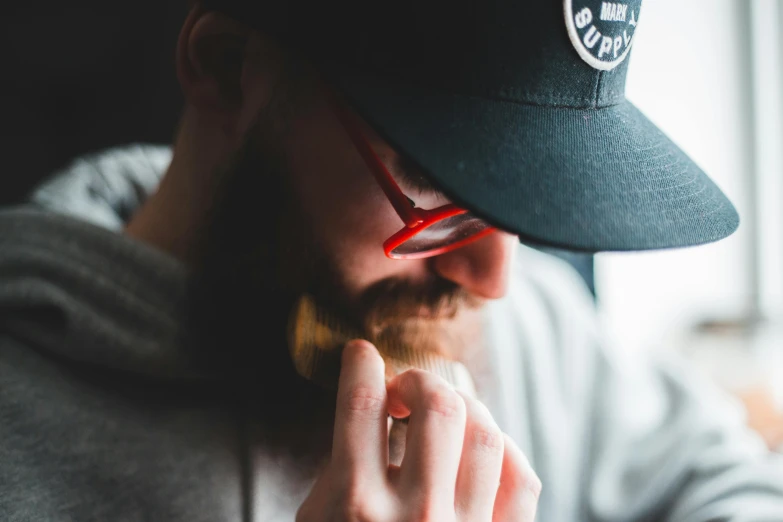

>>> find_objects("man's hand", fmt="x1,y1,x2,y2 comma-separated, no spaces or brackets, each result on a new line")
296,340,541,522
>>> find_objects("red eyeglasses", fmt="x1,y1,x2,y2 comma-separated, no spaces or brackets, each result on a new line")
329,93,497,260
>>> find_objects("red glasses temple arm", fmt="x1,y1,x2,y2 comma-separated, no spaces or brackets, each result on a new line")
329,98,423,227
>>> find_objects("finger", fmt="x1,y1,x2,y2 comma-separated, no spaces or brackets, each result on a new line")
388,416,408,469
492,434,542,522
453,392,504,521
331,339,389,483
386,369,466,505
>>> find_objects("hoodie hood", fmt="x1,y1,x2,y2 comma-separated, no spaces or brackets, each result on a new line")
0,144,209,380
29,143,171,231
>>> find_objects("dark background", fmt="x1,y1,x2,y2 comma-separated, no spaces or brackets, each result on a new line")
1,1,187,205
0,1,594,295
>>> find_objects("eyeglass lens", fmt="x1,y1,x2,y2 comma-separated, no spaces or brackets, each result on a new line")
390,212,491,256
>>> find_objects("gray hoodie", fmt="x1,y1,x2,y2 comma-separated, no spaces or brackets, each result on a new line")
1,144,782,522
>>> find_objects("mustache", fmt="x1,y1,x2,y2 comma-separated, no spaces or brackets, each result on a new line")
358,276,484,334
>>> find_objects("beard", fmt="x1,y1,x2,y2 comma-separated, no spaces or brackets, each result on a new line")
182,111,485,466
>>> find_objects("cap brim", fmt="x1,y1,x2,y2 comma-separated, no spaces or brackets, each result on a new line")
328,73,740,252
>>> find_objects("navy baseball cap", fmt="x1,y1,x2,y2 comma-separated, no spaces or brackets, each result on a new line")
200,0,740,252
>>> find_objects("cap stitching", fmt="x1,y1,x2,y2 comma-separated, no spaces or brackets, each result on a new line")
593,71,604,109
460,89,626,110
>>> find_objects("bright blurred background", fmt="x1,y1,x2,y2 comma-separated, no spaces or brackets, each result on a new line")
595,0,783,449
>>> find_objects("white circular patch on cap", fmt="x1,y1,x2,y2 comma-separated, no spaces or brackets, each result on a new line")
564,0,642,71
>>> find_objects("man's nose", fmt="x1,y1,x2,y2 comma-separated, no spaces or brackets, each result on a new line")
431,231,518,300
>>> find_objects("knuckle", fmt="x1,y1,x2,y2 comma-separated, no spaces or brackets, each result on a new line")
393,369,465,419
396,367,426,386
422,383,463,418
469,423,504,453
341,384,385,415
463,397,503,451
508,467,543,500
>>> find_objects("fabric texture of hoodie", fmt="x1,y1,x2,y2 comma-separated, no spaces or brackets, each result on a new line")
1,144,783,522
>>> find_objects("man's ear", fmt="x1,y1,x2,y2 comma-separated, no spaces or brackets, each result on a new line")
176,7,281,136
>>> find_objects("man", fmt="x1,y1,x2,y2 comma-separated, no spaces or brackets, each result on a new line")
1,0,782,521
